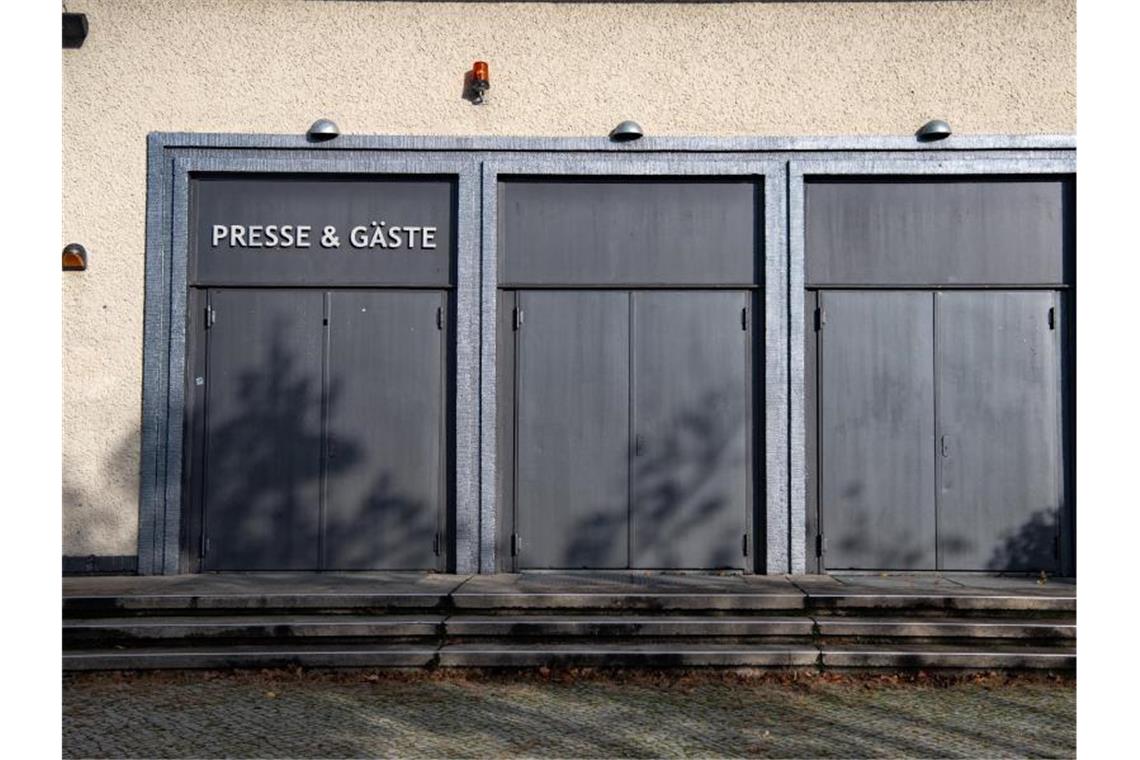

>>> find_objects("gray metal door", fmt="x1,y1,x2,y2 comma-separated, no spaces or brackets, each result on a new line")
935,291,1062,571
202,289,325,570
515,291,630,569
323,291,445,570
819,291,937,570
630,291,750,569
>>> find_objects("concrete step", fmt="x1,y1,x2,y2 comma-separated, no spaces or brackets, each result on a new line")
63,611,1074,645
63,644,440,671
819,644,1076,670
449,592,805,612
445,615,815,638
63,592,450,615
804,593,1076,614
815,617,1075,641
63,614,445,644
62,639,1076,671
435,643,821,668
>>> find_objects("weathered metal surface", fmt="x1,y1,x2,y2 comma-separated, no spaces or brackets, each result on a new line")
323,291,446,570
935,291,1063,572
630,291,750,569
805,177,1070,286
500,179,758,285
819,291,937,570
514,291,631,569
202,289,325,570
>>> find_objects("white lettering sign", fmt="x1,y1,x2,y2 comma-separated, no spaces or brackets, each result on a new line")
211,222,438,251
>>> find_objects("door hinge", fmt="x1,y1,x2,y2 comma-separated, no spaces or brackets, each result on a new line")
436,306,444,330
204,305,216,329
815,534,825,557
203,537,211,556
814,307,826,331
742,533,749,557
511,533,520,557
741,306,749,331
1048,306,1056,330
1053,533,1061,559
513,307,524,330
433,532,441,556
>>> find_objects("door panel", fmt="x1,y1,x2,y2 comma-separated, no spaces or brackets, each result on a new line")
936,292,1062,571
323,291,445,570
630,291,749,569
515,291,630,569
202,289,325,570
819,291,937,570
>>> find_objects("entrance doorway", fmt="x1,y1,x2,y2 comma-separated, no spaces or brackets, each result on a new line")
511,290,752,569
816,290,1064,571
199,289,447,571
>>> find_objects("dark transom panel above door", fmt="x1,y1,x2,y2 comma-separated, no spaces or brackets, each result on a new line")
499,177,761,286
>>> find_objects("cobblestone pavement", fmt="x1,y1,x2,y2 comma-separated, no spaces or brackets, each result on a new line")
63,670,1075,759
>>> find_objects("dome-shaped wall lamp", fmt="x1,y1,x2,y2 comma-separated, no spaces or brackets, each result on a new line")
916,119,952,142
306,118,340,142
609,120,644,142
62,243,87,272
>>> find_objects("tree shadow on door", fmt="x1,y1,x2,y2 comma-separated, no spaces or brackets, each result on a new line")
204,323,361,570
564,388,747,569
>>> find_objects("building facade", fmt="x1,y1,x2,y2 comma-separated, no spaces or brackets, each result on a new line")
62,0,1076,576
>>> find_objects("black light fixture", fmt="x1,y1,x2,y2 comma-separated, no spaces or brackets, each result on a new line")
609,120,644,142
63,13,88,49
306,118,340,142
916,119,953,142
62,243,87,272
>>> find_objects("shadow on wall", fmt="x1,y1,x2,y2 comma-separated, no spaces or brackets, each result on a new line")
203,321,437,570
832,503,1059,573
562,387,747,569
62,428,143,560
985,509,1058,573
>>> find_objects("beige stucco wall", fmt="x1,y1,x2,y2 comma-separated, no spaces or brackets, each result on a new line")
62,0,1075,556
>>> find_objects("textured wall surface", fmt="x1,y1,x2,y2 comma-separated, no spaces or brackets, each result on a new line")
62,0,1076,556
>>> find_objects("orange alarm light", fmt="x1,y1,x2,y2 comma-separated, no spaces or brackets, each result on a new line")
472,61,490,85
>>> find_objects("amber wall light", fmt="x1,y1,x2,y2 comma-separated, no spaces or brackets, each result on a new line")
470,61,490,105
62,243,87,272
